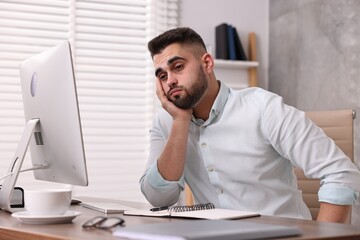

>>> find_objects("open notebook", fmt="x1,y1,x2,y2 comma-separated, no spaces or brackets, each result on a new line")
124,203,259,220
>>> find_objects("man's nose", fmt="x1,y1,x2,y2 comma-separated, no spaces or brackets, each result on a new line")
167,73,177,87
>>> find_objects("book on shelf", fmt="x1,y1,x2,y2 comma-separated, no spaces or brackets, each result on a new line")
123,202,260,220
233,26,247,61
215,22,248,61
227,24,237,60
215,23,229,60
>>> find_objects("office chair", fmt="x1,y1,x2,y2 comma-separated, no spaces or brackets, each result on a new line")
294,109,356,220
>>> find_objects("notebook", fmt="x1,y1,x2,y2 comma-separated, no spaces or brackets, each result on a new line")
124,203,260,220
81,202,136,214
113,220,303,240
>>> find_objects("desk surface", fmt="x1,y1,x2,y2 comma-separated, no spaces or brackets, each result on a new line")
1,197,360,240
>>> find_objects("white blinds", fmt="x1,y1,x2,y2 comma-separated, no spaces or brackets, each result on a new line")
0,0,179,201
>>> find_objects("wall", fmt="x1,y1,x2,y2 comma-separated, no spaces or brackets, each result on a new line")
269,0,360,224
180,0,269,89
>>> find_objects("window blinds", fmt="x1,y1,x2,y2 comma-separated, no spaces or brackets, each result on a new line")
0,0,179,201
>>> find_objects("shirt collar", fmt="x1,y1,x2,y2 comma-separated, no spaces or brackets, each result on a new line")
192,81,230,126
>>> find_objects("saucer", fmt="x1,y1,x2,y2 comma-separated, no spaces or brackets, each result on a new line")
12,210,81,224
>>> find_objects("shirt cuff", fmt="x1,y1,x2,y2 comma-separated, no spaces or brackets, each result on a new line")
318,185,359,205
146,161,185,190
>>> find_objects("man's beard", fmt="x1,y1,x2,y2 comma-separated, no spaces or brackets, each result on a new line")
166,65,208,109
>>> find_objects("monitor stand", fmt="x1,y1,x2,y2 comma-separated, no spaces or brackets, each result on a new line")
0,118,45,213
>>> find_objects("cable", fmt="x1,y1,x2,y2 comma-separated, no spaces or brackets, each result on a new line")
0,172,14,182
0,165,48,183
20,165,47,173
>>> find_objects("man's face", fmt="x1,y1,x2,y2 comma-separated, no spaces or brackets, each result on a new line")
153,43,208,109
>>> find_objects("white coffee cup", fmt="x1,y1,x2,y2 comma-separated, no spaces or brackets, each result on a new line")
25,189,72,216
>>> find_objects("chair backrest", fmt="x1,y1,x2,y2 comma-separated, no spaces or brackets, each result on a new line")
294,109,355,220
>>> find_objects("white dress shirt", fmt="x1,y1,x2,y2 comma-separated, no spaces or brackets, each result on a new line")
140,82,360,219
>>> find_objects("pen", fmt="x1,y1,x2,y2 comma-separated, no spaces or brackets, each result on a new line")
150,206,169,212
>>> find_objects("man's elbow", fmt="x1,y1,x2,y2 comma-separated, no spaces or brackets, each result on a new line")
317,202,351,223
140,180,181,207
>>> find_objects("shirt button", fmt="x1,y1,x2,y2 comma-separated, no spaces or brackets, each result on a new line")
207,167,214,172
217,189,224,194
201,143,207,148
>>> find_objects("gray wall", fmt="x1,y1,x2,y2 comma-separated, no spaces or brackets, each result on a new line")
269,0,360,224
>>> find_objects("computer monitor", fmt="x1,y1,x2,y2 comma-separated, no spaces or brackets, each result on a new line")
0,41,88,212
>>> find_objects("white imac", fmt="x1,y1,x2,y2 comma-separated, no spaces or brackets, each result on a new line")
0,41,88,212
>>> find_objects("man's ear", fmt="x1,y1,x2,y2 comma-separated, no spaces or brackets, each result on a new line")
201,53,214,73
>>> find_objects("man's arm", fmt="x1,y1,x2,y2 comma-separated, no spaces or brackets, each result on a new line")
156,116,191,180
139,78,192,206
261,93,360,222
155,78,193,181
317,202,351,223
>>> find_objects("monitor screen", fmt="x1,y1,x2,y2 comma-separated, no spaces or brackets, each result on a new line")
0,41,88,212
19,41,88,187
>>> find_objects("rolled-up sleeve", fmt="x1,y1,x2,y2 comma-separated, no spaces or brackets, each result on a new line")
319,184,359,205
140,160,184,207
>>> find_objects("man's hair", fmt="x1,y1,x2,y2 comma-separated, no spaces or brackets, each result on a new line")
148,27,207,58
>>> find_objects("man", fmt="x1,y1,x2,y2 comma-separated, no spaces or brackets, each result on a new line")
140,27,360,223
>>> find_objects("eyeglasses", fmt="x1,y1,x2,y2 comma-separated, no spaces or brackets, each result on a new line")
82,216,125,230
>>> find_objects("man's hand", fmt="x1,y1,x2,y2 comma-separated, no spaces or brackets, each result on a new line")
317,202,351,223
156,78,192,121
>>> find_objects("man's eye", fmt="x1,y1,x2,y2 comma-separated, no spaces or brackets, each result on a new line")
158,73,167,81
174,64,183,71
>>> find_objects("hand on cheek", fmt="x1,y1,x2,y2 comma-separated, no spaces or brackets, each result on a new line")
155,78,192,120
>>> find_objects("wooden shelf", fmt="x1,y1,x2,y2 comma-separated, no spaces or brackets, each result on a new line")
214,59,258,69
214,59,259,90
